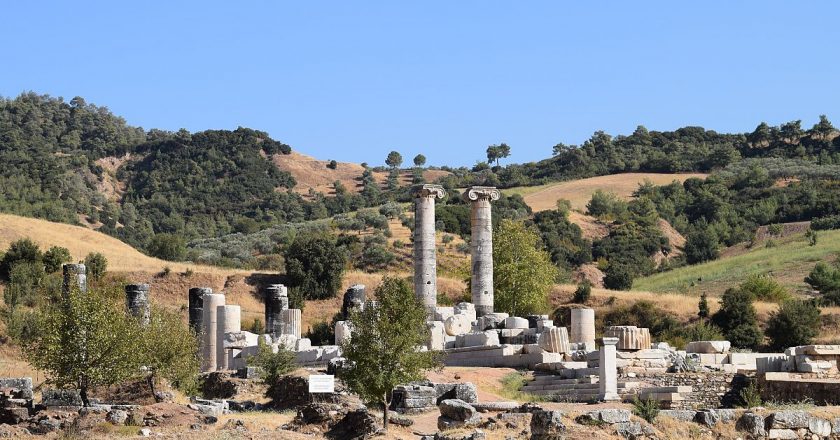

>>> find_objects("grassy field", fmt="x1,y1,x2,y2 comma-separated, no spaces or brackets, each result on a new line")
504,172,707,212
633,229,840,296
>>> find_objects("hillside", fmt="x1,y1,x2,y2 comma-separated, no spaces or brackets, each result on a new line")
0,213,240,275
632,228,840,296
505,172,708,212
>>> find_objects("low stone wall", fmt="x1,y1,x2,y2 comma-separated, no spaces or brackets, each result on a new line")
636,372,749,409
758,372,840,405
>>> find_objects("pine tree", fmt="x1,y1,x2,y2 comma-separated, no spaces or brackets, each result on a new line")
698,292,709,319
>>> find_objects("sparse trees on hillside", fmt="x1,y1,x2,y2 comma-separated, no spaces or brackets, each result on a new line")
486,143,511,166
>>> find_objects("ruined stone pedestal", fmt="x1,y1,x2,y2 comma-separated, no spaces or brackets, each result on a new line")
216,305,241,371
413,184,445,315
598,337,620,401
62,264,87,296
188,287,212,336
570,308,596,351
263,284,288,336
604,326,651,351
125,284,150,325
464,187,500,317
201,293,225,372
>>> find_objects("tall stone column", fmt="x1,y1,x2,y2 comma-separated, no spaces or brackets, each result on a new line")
598,337,620,402
464,186,500,317
201,293,225,372
279,309,302,339
216,305,241,371
188,287,212,336
263,284,288,336
62,264,87,296
413,184,446,314
125,284,150,325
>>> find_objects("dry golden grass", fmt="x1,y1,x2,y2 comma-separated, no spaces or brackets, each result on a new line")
0,213,246,276
506,172,707,212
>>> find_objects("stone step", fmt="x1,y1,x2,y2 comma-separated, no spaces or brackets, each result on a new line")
530,376,598,384
638,386,692,394
522,382,638,392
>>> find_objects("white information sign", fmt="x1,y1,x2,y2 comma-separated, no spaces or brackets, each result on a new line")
308,374,335,393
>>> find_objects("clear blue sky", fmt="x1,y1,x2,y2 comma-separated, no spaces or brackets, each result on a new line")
3,1,838,166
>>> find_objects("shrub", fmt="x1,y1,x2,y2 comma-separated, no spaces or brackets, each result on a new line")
713,288,763,349
5,262,46,308
442,234,454,244
805,262,840,304
572,281,591,304
147,233,187,261
83,252,108,281
685,226,719,264
1,238,42,280
285,233,347,300
604,263,633,290
766,300,820,350
698,293,709,319
739,381,763,408
632,396,659,423
43,246,71,274
806,228,818,246
768,223,783,236
247,339,296,397
327,160,338,170
738,274,789,302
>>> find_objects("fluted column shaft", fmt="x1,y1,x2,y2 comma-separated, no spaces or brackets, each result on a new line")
464,186,500,317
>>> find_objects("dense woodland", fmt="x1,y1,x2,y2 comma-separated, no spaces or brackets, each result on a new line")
3,92,840,287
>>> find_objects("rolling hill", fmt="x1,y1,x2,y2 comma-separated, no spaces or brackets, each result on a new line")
504,172,708,212
632,228,840,297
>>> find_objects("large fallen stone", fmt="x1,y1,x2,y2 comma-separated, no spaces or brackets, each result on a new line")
735,412,765,437
530,410,565,439
685,341,731,354
537,327,570,354
41,389,82,407
503,317,529,329
604,326,651,350
766,411,810,429
580,409,631,424
326,408,379,439
439,399,477,421
458,331,499,348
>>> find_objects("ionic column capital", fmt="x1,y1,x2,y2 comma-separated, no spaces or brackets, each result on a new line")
413,184,446,199
463,186,500,202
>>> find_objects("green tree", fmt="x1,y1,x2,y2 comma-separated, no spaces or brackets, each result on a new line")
340,277,440,429
492,220,559,316
806,228,818,246
84,252,108,281
285,233,347,300
24,285,139,406
604,263,634,290
413,154,426,167
586,190,627,219
385,151,403,169
684,223,719,264
573,281,591,304
766,300,821,350
805,262,840,304
138,308,199,400
713,288,763,349
43,246,71,274
147,233,187,261
1,238,43,280
698,292,709,319
738,274,789,302
486,143,511,166
5,262,45,309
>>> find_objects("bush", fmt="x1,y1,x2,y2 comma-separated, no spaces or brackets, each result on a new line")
713,288,763,349
684,225,719,264
43,246,71,274
806,262,840,304
738,274,789,302
766,300,820,350
739,381,762,408
1,238,42,280
572,281,591,304
327,160,338,170
698,293,710,319
247,339,296,398
632,396,659,423
285,233,347,300
4,262,45,308
83,252,108,281
147,233,187,261
586,190,627,219
604,264,634,290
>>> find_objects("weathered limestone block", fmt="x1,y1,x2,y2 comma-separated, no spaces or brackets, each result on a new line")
458,331,499,348
504,317,529,329
526,314,549,329
537,319,555,332
279,309,302,339
0,378,33,400
223,331,258,349
341,284,366,319
464,186,500,317
275,334,298,350
390,385,436,412
578,409,631,424
296,348,324,363
475,312,508,331
530,410,566,439
445,314,472,336
427,321,445,350
335,321,352,345
570,308,596,351
796,345,840,356
125,284,150,325
321,345,342,362
604,326,651,350
295,338,311,351
435,307,455,322
437,399,481,429
538,327,571,354
685,340,731,354
794,355,835,373
454,302,477,322
188,287,211,335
